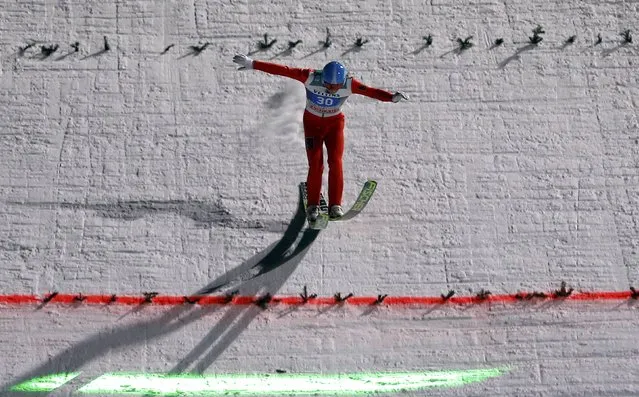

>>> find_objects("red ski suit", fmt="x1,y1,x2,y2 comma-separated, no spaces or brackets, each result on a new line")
253,60,394,207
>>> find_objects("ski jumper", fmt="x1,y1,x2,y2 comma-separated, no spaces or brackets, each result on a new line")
252,60,394,207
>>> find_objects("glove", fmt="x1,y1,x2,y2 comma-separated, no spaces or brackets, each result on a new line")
233,54,254,70
392,92,409,103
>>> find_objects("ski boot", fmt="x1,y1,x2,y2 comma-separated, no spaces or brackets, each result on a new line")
306,205,320,222
329,205,344,219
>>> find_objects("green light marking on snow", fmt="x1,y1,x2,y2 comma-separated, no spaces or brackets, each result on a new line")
77,368,507,396
10,372,81,392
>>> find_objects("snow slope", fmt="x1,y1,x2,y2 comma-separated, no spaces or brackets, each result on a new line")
1,0,638,395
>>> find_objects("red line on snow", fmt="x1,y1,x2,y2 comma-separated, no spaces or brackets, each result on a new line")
0,290,635,307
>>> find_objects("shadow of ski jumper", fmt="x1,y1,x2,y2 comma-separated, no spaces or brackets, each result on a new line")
171,192,321,373
2,189,321,394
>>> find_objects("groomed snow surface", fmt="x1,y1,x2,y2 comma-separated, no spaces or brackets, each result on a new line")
1,0,638,396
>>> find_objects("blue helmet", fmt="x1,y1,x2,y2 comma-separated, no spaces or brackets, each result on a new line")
322,61,347,85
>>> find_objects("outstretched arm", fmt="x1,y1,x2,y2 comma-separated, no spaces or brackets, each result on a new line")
233,54,312,83
351,78,409,103
253,60,313,83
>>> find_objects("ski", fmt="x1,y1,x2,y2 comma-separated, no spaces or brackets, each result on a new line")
299,182,329,230
330,180,377,222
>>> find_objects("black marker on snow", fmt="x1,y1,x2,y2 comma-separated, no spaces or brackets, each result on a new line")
258,33,277,50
